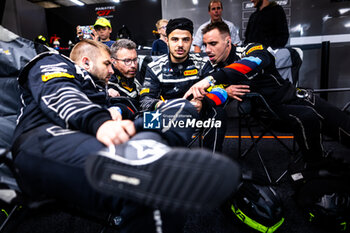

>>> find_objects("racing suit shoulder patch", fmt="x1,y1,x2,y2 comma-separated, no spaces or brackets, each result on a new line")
246,45,263,55
42,72,74,82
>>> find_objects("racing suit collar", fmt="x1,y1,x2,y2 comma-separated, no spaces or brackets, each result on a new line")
90,73,109,100
215,46,239,68
89,71,106,87
168,54,192,72
113,67,135,87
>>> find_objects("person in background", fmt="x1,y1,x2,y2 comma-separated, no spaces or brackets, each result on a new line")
151,19,169,55
76,17,115,47
117,25,132,40
193,0,241,53
244,0,289,49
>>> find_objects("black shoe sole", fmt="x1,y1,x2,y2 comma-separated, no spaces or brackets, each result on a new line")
85,148,240,213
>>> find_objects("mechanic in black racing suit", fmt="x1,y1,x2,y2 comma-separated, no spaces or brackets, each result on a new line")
107,39,142,113
185,21,350,164
11,39,241,233
140,17,229,153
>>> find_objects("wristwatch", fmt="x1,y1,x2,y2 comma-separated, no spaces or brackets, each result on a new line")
205,76,216,87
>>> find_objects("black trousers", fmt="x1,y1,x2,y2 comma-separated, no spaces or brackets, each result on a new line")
273,94,350,162
201,105,227,153
12,99,197,233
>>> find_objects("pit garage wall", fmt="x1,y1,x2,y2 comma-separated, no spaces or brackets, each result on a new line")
2,0,162,49
163,0,350,108
2,0,48,41
45,1,162,47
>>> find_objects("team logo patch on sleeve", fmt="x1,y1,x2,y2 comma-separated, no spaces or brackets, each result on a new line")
246,45,263,55
239,57,262,71
42,72,75,82
184,69,198,76
140,88,150,95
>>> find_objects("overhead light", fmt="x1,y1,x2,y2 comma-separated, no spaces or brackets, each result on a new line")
322,14,332,23
345,22,350,28
192,0,198,5
69,0,85,6
112,0,120,2
290,24,311,36
339,8,350,15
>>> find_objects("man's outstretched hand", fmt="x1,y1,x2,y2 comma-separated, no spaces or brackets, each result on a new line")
183,78,211,100
97,120,136,146
225,85,250,101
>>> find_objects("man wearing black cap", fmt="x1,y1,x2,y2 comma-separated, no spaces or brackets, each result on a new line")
140,17,228,153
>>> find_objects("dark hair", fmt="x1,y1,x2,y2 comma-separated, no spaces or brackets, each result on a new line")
202,21,230,36
208,0,223,11
166,17,193,36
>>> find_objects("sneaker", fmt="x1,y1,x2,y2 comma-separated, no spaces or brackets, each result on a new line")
85,132,241,213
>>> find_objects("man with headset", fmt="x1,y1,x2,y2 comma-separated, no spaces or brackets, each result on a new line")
200,22,250,101
185,21,350,164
